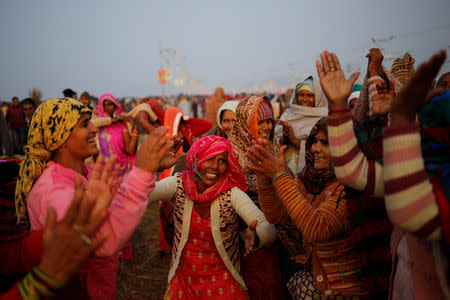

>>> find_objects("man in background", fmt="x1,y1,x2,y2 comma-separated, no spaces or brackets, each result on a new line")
6,97,25,154
21,98,36,138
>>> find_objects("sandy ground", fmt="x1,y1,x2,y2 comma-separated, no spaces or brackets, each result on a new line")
116,200,170,300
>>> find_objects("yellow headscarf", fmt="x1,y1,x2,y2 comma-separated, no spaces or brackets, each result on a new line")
15,98,91,224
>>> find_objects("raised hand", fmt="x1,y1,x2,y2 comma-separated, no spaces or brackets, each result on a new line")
246,139,287,181
390,50,447,126
135,126,174,174
366,48,384,77
84,154,122,220
243,220,258,257
372,80,395,115
158,137,186,171
316,50,360,111
279,120,300,149
38,177,109,282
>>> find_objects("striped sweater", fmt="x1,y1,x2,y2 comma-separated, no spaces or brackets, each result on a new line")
329,112,442,240
258,175,369,297
261,175,348,243
328,112,392,298
328,115,384,196
328,111,448,300
383,123,442,240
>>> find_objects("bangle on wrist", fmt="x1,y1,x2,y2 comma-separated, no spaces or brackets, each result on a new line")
33,267,66,288
329,107,350,114
271,170,288,184
18,267,66,299
27,272,57,297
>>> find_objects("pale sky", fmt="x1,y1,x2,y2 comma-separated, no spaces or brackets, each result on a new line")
1,0,449,100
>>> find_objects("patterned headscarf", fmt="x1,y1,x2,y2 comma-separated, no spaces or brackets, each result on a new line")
228,96,279,195
298,117,336,195
257,100,273,122
390,52,415,85
181,136,247,206
15,98,91,223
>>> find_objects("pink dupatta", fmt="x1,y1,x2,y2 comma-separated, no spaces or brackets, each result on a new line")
97,93,135,170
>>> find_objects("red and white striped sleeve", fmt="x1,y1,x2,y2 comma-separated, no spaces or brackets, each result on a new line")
383,123,441,240
328,112,384,197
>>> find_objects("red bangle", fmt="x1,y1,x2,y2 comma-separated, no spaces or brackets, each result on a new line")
329,107,350,114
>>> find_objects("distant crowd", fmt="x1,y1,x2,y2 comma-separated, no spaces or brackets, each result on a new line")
0,48,449,300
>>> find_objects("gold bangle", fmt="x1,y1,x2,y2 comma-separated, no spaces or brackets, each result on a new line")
271,170,288,184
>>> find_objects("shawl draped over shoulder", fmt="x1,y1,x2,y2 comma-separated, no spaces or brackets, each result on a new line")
274,76,328,174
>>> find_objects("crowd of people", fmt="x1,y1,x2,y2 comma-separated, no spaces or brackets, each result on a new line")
0,47,449,300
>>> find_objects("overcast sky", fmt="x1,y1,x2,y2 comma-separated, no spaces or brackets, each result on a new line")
1,0,449,100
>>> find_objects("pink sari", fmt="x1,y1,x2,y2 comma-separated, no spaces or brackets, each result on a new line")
97,93,135,174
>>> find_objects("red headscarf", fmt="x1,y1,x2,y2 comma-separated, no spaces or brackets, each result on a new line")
181,136,247,206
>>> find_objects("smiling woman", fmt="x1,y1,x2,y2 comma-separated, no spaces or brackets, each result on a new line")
148,135,276,299
228,96,278,195
246,118,368,299
275,76,329,176
227,95,285,300
196,152,228,192
213,100,240,139
14,98,175,299
53,114,99,172
310,124,331,171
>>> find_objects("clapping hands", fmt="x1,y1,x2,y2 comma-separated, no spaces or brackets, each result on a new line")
246,139,287,181
38,177,110,283
85,155,122,220
158,137,186,171
372,80,395,115
135,126,181,174
279,120,300,149
316,50,360,111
